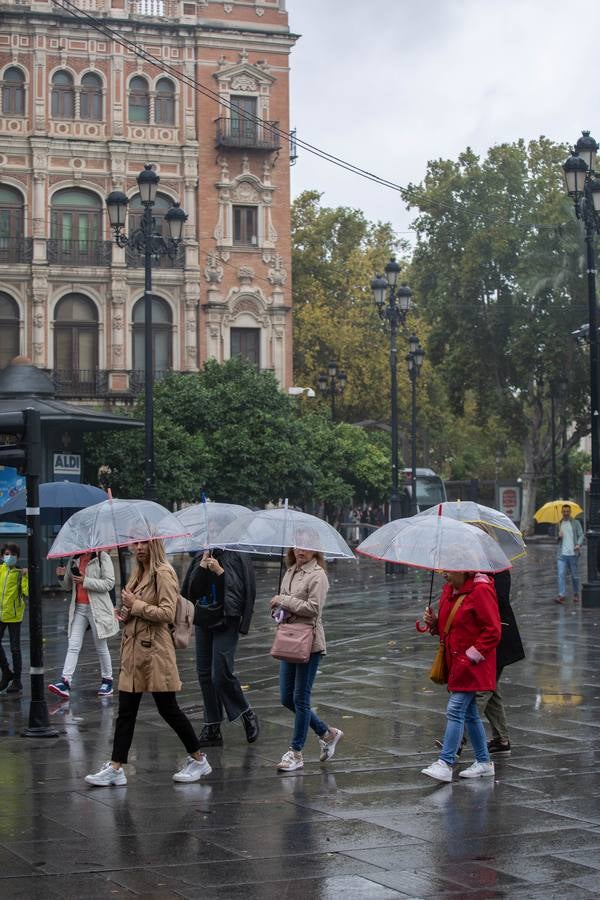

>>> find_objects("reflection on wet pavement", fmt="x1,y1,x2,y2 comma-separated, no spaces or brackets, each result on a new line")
1,544,599,898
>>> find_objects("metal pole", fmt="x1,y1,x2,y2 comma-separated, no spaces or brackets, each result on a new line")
331,382,336,423
411,370,418,515
390,315,401,522
22,408,58,738
143,205,155,501
550,391,558,499
583,222,600,606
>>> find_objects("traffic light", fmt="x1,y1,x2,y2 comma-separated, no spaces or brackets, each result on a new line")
0,436,26,472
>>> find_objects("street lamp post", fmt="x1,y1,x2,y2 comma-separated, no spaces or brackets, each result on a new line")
371,259,412,522
317,361,347,422
106,165,187,500
406,335,425,515
563,131,600,607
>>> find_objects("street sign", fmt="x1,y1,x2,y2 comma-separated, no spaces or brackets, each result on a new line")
53,452,81,482
497,484,522,524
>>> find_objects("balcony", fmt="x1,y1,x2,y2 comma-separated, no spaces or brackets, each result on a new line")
52,369,109,399
216,118,281,152
47,239,112,267
129,368,172,395
0,237,33,264
125,244,185,270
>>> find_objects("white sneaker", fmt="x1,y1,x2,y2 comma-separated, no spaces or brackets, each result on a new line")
459,761,495,779
319,727,344,762
173,755,212,783
85,761,127,787
277,749,304,771
421,759,453,782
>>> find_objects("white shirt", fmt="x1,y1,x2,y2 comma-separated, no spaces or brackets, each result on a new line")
559,520,575,556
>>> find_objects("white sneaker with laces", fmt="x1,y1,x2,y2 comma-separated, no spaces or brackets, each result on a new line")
421,759,453,782
277,749,304,771
172,756,212,783
459,760,495,779
85,761,127,787
319,727,344,762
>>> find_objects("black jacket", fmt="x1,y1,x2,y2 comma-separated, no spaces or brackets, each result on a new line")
493,570,525,670
182,550,256,635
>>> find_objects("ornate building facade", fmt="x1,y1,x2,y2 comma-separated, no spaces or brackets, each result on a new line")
0,0,295,401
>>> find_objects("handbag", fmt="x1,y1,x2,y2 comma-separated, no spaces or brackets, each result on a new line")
152,573,195,649
429,594,466,685
270,621,315,664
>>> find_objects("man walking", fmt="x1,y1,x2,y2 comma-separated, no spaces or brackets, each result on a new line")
556,504,584,604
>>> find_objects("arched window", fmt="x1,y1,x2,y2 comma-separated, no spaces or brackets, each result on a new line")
0,293,20,368
132,296,172,374
54,294,98,374
155,78,175,125
0,185,25,262
50,188,103,265
2,67,25,116
51,70,75,119
80,72,103,121
129,76,149,123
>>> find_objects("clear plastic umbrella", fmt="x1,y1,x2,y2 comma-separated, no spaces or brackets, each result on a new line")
47,498,190,559
213,506,355,559
356,515,511,573
417,501,526,561
164,501,252,554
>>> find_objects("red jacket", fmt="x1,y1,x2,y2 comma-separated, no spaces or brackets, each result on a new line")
436,575,501,692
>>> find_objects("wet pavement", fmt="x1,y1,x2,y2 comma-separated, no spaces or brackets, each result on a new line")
1,544,600,899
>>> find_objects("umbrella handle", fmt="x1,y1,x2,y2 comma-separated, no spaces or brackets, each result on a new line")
415,619,429,633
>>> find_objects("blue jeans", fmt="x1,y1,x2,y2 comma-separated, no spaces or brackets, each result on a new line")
279,652,328,751
558,554,580,597
440,691,490,765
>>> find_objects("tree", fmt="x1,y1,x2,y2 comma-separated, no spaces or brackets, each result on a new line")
402,138,590,528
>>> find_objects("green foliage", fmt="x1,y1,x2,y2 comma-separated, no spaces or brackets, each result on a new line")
85,358,389,511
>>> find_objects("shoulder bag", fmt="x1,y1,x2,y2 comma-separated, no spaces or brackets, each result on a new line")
429,593,466,685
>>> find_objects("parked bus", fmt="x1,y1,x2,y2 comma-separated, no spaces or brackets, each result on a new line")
402,468,447,513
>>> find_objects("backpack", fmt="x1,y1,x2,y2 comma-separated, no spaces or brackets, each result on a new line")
171,592,195,649
152,572,194,649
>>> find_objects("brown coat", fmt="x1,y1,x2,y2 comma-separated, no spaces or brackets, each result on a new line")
275,559,329,655
118,563,182,693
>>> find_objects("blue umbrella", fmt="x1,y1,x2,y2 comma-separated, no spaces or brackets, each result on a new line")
0,482,108,526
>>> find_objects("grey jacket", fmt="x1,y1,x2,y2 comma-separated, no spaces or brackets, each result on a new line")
557,518,584,556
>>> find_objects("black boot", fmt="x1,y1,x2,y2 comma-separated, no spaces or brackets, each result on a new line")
197,724,223,748
5,678,22,695
242,709,260,744
0,668,13,693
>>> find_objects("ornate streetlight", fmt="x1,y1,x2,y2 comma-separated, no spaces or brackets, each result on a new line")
562,131,600,607
371,258,412,521
106,165,187,500
406,334,425,515
317,360,347,422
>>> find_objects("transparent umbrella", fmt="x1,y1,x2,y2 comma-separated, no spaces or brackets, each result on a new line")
418,501,526,561
356,515,511,573
47,498,190,559
213,506,354,559
164,501,252,554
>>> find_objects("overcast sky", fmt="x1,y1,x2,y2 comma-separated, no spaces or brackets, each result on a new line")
287,0,600,239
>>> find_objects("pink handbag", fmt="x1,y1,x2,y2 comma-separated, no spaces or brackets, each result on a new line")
270,621,315,664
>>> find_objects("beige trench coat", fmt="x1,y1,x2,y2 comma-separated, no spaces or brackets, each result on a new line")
118,563,182,693
274,559,329,655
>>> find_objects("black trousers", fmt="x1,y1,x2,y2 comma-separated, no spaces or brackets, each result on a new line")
0,621,21,679
112,690,201,764
195,619,249,725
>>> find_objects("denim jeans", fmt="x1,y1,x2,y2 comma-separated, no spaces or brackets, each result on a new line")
557,554,580,597
279,652,328,752
195,618,249,725
440,691,490,765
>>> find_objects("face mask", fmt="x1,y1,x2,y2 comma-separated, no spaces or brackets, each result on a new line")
3,555,17,567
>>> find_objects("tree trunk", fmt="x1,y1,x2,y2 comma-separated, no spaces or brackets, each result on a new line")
520,431,537,535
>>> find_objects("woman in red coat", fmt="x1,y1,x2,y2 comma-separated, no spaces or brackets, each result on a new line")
421,570,502,783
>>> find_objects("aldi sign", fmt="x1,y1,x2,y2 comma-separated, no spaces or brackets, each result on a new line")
53,453,81,482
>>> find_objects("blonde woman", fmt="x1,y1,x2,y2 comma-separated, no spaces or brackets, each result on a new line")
270,545,343,772
85,540,211,787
